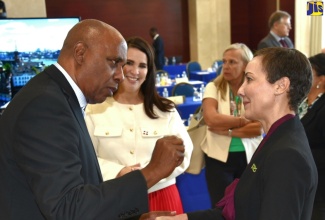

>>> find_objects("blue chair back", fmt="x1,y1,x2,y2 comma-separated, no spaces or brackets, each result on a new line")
172,82,194,97
186,61,202,78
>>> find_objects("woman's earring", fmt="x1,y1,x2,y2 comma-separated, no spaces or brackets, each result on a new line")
316,84,320,89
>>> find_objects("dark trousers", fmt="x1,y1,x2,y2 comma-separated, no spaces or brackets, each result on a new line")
204,152,247,207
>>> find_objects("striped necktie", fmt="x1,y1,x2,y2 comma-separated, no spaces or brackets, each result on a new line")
279,39,288,48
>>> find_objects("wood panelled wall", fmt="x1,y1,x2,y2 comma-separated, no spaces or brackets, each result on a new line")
45,0,294,63
45,0,190,63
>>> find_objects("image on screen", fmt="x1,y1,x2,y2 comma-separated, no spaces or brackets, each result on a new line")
0,17,80,105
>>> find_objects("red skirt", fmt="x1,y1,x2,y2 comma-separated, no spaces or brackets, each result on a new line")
148,184,184,214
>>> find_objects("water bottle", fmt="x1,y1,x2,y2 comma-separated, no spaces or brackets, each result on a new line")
156,73,160,86
181,71,187,78
187,114,194,127
193,87,200,101
160,73,166,86
172,56,176,65
199,84,205,100
212,60,218,71
162,88,169,98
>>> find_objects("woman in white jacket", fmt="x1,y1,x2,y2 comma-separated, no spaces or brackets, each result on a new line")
85,36,193,214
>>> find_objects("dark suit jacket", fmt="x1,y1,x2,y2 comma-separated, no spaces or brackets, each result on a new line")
301,94,325,202
187,116,318,220
257,33,294,50
0,65,148,220
153,35,165,70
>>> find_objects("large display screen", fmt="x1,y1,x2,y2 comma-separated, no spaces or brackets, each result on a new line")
0,17,80,65
0,17,80,105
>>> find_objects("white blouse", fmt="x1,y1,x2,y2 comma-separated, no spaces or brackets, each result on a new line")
85,97,193,193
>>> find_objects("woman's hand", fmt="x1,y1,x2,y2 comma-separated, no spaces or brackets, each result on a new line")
116,163,141,178
155,213,188,220
139,211,178,220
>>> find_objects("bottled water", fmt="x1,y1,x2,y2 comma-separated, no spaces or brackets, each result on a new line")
181,71,187,78
200,84,205,94
172,56,176,65
162,88,169,98
187,114,194,127
160,73,166,86
156,73,160,86
199,84,205,100
212,60,219,71
193,87,201,101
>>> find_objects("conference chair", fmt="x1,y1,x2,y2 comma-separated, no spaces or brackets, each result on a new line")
171,82,194,97
186,61,201,78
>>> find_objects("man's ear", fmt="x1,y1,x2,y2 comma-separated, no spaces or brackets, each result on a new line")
274,77,290,95
74,42,86,64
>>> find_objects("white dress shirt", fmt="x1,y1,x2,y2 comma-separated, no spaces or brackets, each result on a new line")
54,63,87,115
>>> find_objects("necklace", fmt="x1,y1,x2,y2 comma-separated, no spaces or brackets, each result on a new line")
229,90,242,117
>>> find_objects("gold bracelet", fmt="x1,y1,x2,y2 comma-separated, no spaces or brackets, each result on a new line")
228,129,232,137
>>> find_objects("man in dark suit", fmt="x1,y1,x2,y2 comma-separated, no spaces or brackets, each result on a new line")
149,27,165,70
257,10,294,50
0,19,184,220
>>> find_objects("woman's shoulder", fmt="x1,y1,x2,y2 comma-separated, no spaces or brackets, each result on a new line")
153,104,177,116
86,97,116,114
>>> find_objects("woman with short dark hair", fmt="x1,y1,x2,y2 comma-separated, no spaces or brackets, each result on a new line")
157,47,318,220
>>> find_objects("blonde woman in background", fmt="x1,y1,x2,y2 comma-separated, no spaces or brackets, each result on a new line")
201,43,262,206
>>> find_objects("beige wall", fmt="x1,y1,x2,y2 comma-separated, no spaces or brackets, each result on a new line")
2,0,46,17
188,0,230,69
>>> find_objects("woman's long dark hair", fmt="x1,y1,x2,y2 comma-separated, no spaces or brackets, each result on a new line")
126,37,175,119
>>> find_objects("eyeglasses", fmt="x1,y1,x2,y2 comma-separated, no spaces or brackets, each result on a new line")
280,22,291,28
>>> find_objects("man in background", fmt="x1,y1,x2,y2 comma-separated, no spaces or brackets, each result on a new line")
257,10,294,50
149,27,165,70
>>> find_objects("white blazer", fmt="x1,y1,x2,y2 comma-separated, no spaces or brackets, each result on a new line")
85,97,193,193
201,82,262,163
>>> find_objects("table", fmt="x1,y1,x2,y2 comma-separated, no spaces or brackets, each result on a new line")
176,96,201,124
163,64,187,79
190,70,217,83
156,80,204,97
